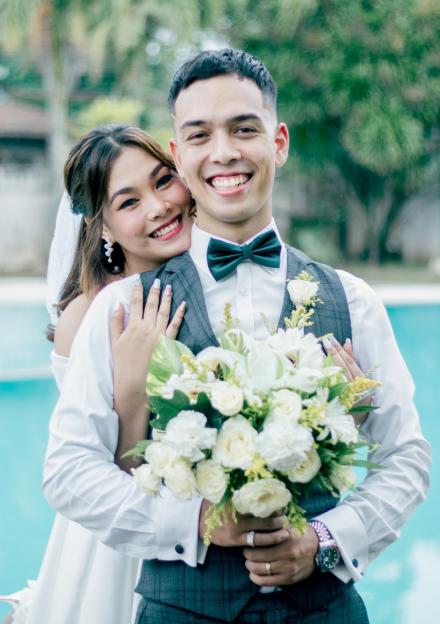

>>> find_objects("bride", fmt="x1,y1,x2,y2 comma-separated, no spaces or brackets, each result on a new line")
1,123,194,624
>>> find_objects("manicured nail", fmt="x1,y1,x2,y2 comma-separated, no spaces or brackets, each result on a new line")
322,337,332,350
345,338,352,347
164,284,172,294
180,300,186,308
153,278,160,289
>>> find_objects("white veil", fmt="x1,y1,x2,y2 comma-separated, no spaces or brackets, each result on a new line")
46,192,83,325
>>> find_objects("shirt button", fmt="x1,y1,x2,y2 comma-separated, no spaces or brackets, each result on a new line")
240,289,249,297
175,544,184,555
352,558,359,568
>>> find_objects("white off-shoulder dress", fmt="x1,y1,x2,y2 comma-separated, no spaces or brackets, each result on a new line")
0,352,141,624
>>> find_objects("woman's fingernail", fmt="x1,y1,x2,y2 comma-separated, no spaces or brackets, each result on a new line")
153,278,160,289
165,284,172,293
180,300,186,308
345,338,352,347
323,337,332,350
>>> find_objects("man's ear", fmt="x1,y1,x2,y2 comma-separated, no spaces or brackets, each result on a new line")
274,123,289,168
170,139,184,179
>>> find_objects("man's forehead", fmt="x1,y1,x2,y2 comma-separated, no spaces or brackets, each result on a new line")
172,74,274,125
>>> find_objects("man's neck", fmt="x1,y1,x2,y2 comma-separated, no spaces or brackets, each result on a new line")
194,217,274,245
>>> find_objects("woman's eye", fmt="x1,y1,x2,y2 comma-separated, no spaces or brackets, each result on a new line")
156,173,174,189
118,198,138,210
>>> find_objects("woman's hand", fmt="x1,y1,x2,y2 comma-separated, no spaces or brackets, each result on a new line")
111,279,186,471
323,335,371,426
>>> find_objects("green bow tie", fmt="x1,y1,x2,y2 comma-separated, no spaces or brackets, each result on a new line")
207,229,282,281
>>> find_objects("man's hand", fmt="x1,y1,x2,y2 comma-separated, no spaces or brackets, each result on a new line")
199,500,290,548
243,525,319,586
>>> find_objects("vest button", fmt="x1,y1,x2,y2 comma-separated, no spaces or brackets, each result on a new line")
352,558,359,568
175,544,184,554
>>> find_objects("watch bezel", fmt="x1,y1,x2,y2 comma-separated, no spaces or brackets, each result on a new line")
314,540,341,572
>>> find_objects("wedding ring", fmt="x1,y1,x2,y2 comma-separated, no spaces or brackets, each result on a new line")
265,561,272,576
246,530,256,547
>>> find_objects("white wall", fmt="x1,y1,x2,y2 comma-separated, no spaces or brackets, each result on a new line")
0,166,57,274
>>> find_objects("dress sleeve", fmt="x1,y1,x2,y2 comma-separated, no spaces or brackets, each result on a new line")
43,278,204,566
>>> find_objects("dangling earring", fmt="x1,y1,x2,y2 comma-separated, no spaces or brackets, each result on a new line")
103,238,113,264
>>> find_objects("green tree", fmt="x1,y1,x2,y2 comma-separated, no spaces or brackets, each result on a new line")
220,0,440,262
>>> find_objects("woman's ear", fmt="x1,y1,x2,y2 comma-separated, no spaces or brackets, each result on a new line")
101,224,113,242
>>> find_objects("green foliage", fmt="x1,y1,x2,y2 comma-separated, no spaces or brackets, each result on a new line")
72,97,145,138
219,0,440,262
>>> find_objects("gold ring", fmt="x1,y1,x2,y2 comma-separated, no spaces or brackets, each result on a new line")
265,561,272,575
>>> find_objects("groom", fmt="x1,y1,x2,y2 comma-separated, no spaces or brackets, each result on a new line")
44,49,430,623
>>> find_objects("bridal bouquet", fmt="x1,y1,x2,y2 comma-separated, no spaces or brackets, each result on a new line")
127,273,380,541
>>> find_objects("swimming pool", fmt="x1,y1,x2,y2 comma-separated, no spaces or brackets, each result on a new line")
0,301,438,623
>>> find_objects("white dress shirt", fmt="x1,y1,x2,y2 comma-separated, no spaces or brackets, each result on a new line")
44,221,431,583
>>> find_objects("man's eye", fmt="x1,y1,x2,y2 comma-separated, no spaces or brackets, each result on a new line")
156,173,174,189
188,131,208,141
118,198,138,210
236,126,257,135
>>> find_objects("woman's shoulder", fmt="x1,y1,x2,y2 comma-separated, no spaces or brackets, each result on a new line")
54,293,94,357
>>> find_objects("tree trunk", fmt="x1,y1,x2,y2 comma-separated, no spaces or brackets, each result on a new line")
38,3,68,200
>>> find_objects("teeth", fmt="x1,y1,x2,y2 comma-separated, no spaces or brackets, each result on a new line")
211,174,249,189
152,217,180,239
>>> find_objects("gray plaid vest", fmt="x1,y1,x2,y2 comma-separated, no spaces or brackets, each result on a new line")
137,246,352,621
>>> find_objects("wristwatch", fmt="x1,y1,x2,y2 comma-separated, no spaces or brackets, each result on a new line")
309,520,341,572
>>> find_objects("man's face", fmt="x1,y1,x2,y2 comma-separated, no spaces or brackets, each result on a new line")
170,74,289,240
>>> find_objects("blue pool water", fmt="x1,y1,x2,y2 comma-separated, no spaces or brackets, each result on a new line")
0,302,438,623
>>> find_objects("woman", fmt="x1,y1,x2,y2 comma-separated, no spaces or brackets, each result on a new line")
1,124,194,624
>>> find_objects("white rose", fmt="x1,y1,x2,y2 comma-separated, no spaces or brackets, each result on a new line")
213,415,257,469
232,478,292,518
210,381,244,416
285,447,321,483
287,279,319,306
131,464,162,495
243,342,288,393
255,421,313,472
267,389,302,425
162,410,217,462
329,464,356,493
164,457,197,500
151,428,165,441
144,442,176,477
196,460,229,504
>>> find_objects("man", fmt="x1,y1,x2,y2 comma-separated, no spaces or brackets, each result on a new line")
44,49,430,623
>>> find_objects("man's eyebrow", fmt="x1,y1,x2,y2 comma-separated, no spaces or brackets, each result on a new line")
179,113,263,131
109,163,166,205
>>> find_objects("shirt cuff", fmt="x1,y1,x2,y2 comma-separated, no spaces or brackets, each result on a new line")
155,487,204,567
316,503,368,583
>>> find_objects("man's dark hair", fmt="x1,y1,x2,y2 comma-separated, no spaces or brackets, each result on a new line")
168,48,277,111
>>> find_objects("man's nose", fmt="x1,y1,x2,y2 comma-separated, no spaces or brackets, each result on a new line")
209,133,241,165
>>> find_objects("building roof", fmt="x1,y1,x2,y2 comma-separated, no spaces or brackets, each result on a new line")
0,99,49,139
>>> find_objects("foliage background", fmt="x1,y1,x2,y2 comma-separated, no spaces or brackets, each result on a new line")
0,0,439,266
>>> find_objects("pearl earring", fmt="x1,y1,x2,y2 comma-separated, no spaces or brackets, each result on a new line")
104,239,114,264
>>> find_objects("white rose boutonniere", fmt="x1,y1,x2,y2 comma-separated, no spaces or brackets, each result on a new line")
287,276,319,306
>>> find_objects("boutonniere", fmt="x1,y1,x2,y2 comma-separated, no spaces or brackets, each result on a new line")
285,271,321,329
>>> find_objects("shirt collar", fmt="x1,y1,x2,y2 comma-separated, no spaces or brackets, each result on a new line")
190,218,284,273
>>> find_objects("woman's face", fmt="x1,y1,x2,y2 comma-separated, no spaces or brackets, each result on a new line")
103,146,193,274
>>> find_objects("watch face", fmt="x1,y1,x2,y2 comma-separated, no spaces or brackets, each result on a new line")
317,545,340,571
